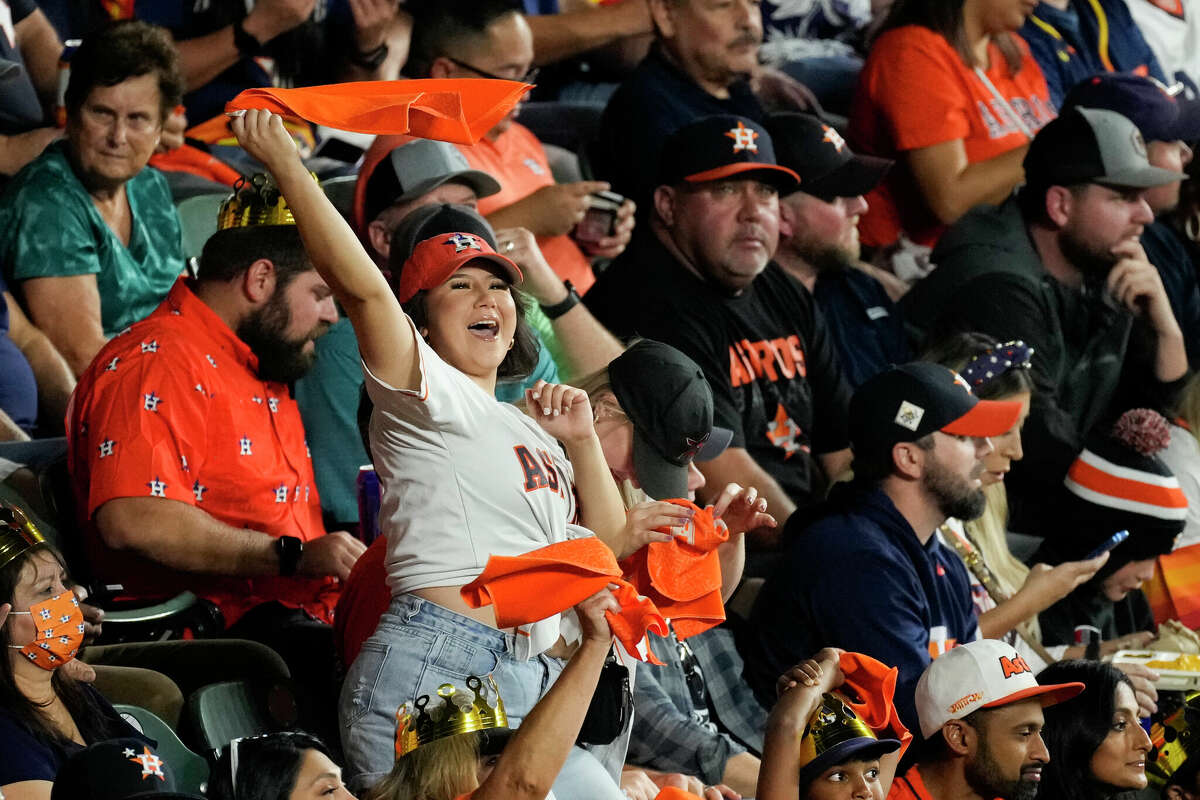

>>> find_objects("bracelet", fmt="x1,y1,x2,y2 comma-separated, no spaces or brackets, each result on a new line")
350,42,389,70
540,280,581,320
233,18,264,58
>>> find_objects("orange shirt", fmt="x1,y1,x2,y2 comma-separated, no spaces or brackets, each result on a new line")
849,27,1055,249
457,122,596,294
67,278,339,627
888,765,937,800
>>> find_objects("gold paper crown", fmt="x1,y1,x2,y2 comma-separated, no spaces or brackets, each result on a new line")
216,172,319,230
1148,691,1200,787
394,675,508,758
798,692,879,768
0,501,46,571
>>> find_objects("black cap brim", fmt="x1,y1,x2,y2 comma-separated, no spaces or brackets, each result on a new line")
696,426,733,462
798,738,902,787
1169,96,1200,143
632,427,690,501
801,154,893,201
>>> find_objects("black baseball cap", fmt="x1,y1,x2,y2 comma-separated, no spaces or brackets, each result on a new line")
1024,106,1187,188
849,362,1023,455
609,340,733,500
765,112,893,201
51,739,205,800
1061,73,1200,144
657,115,800,192
363,138,501,224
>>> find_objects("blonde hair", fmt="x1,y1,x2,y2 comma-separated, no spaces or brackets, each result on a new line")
964,482,1042,642
364,732,481,800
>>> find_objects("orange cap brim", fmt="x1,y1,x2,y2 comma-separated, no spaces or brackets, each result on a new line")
685,162,801,189
941,398,1023,438
982,681,1085,710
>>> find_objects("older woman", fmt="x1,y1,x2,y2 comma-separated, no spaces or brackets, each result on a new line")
0,507,147,800
0,20,185,376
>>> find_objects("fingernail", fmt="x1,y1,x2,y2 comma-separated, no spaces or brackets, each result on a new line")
552,409,560,416
543,407,551,415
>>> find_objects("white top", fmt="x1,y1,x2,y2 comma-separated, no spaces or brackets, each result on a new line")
1123,0,1200,87
364,322,593,658
1161,424,1200,549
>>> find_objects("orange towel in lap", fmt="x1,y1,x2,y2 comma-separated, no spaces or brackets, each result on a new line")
838,651,913,758
620,499,727,640
225,79,531,142
460,538,669,664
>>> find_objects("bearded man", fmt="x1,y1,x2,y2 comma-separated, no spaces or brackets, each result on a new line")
67,176,365,712
900,107,1189,540
744,362,1023,734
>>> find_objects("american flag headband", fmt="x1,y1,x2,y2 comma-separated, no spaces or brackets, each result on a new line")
959,341,1034,391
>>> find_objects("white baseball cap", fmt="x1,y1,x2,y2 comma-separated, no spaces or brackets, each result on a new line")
914,640,1084,739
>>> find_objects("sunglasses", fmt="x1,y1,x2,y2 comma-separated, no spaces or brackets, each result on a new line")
442,55,539,86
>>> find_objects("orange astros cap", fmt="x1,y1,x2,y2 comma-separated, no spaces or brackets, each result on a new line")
914,640,1084,738
389,204,522,303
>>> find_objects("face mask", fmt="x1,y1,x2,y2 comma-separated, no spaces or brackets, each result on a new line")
7,590,84,669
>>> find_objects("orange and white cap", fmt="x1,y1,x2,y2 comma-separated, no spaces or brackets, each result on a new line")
914,640,1084,738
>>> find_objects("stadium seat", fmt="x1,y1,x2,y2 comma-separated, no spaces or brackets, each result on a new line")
186,680,300,761
115,704,211,794
176,193,226,260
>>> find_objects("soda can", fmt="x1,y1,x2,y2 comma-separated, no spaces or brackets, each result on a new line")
356,465,381,545
54,40,83,128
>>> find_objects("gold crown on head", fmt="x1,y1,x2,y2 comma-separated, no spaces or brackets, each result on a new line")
1148,691,1200,787
395,675,508,758
0,501,46,571
217,172,319,230
798,692,879,767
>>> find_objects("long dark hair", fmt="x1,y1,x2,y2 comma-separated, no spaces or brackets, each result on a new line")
207,731,334,800
1037,660,1133,800
876,0,1024,73
1,544,125,747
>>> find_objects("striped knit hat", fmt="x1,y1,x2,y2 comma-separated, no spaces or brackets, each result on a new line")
1055,409,1186,567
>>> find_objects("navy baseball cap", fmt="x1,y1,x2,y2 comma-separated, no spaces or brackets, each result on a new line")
765,112,893,201
849,362,1023,454
1061,73,1200,144
657,115,800,191
51,739,205,800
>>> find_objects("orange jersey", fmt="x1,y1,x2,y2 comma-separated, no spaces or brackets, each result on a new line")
850,26,1055,248
67,278,338,626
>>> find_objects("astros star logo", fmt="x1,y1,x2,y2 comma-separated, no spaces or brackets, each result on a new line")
445,233,482,253
725,121,759,153
128,746,166,781
765,403,805,459
821,124,845,153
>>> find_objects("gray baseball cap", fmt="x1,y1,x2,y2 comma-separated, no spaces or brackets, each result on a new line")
363,139,501,223
1024,106,1187,189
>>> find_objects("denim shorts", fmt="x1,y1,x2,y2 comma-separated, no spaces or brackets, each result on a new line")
338,594,622,799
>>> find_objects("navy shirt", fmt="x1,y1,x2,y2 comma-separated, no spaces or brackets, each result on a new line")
0,684,150,785
812,268,910,388
594,45,765,211
1142,220,1200,370
0,270,37,433
1020,0,1164,109
0,0,45,136
744,484,979,732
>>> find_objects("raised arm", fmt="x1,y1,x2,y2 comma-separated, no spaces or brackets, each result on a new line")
232,110,418,391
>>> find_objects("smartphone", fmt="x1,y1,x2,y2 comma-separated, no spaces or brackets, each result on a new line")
1085,529,1129,560
573,190,625,246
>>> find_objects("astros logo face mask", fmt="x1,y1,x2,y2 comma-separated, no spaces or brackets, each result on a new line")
8,590,85,669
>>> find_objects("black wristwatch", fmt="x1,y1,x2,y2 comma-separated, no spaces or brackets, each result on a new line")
350,42,389,70
233,18,264,58
275,535,303,577
540,280,581,320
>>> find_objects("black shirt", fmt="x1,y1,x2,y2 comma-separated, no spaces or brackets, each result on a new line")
594,45,765,212
1141,220,1200,369
585,233,852,506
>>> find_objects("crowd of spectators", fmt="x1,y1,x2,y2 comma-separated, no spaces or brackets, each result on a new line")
4,0,1200,799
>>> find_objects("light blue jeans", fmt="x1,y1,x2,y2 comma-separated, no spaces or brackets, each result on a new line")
338,594,623,798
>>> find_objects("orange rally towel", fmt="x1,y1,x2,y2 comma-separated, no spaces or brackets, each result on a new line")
839,652,913,758
225,79,532,143
1145,543,1200,628
655,790,704,800
620,499,727,640
149,144,242,187
460,538,669,664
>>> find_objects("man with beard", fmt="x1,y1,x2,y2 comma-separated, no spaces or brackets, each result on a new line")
743,362,1023,732
766,112,910,388
584,115,855,557
66,175,364,728
901,107,1189,541
888,639,1083,800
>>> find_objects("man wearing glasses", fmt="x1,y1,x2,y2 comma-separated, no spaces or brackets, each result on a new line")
405,0,637,295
